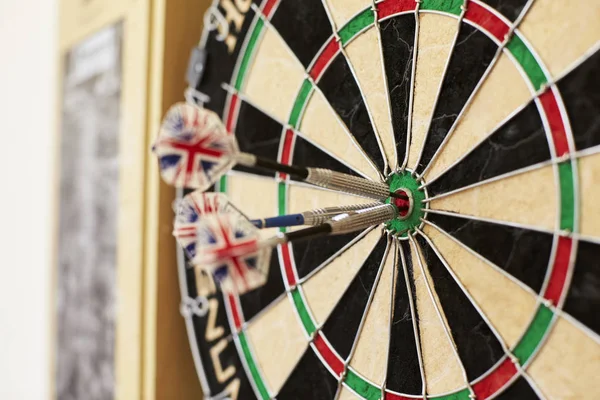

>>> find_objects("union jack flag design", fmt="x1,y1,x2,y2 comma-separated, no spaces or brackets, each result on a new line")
153,103,237,190
174,191,240,258
193,213,271,295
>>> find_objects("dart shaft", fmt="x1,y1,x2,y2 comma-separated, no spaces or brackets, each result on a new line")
236,154,391,200
235,153,309,178
251,214,305,229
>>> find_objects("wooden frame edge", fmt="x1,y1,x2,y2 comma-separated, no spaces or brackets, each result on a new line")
54,0,209,397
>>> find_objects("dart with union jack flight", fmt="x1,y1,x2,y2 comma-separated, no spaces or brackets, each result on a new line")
191,203,398,294
172,191,383,258
152,102,405,201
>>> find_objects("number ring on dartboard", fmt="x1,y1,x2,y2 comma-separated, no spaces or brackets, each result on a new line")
176,0,600,399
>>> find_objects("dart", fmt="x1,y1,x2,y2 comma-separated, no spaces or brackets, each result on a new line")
173,192,244,258
192,212,273,295
152,102,404,201
248,202,382,229
173,191,383,256
192,203,397,294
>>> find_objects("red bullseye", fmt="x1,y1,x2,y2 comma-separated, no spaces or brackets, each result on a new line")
392,189,413,219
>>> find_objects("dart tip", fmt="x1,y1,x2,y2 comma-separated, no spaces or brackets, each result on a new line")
389,191,409,201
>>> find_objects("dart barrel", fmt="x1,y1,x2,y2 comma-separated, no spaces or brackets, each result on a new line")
328,204,398,235
302,203,381,226
305,168,391,200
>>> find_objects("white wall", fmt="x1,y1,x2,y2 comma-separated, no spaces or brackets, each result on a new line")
0,0,57,398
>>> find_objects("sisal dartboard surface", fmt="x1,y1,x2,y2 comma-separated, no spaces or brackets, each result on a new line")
177,0,600,399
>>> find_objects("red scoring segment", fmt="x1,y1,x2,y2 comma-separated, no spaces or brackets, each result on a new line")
309,38,340,81
280,242,297,286
376,0,417,20
385,392,422,400
262,0,279,19
226,94,241,133
472,358,518,399
539,89,571,158
543,237,573,305
463,0,511,43
313,333,345,377
228,294,244,330
279,129,295,180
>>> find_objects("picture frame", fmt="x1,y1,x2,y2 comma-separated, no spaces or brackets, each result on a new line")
54,0,210,398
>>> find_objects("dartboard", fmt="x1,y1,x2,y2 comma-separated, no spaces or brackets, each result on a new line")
176,0,600,399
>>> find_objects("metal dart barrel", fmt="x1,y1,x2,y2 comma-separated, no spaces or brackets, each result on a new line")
305,168,391,200
251,203,381,229
284,203,398,242
236,154,392,201
328,203,398,235
302,203,381,225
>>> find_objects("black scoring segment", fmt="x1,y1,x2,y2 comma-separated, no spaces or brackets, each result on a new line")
233,100,282,177
197,3,260,116
386,241,424,395
415,235,505,381
277,348,338,399
428,100,549,197
427,214,552,293
269,0,333,68
293,135,359,177
318,56,386,172
417,22,498,174
563,240,600,337
205,336,255,399
294,231,364,280
477,0,530,22
320,235,388,360
185,268,254,397
232,100,362,179
239,248,285,322
494,376,540,399
380,14,417,167
557,48,600,151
